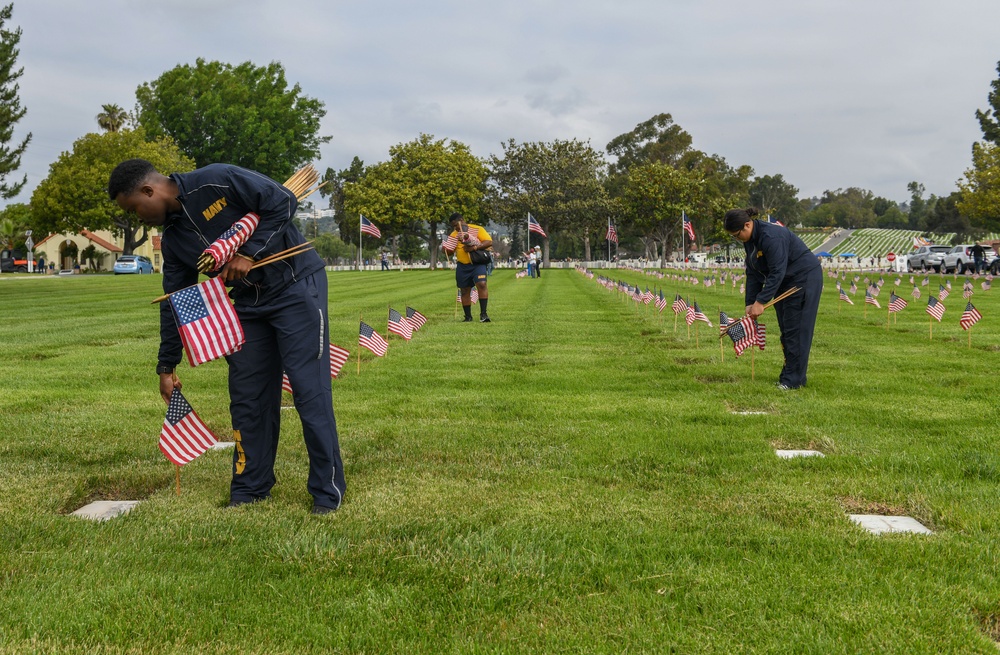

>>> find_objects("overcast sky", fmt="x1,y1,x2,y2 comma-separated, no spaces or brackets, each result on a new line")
9,0,1000,207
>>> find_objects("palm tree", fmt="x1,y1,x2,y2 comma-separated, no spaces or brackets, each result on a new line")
96,103,128,133
0,217,17,249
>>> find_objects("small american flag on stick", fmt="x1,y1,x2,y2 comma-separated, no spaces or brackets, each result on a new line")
168,277,244,367
888,292,907,313
388,307,413,340
926,296,946,322
282,344,351,393
159,389,217,466
960,302,982,330
359,321,388,356
406,306,427,331
360,215,382,239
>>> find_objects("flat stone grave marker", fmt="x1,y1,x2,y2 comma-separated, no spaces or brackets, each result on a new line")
849,514,932,535
731,411,768,415
71,500,141,522
775,449,824,459
209,441,235,450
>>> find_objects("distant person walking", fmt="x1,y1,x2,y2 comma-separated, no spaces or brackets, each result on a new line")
972,242,986,274
726,207,823,390
380,250,390,271
443,212,492,322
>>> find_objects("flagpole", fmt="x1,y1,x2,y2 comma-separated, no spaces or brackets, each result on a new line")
607,217,611,263
359,215,363,270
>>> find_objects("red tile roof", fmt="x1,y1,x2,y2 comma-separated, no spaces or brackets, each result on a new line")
80,229,122,253
152,236,162,250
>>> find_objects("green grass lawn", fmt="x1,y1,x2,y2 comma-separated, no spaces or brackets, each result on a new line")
1,268,999,653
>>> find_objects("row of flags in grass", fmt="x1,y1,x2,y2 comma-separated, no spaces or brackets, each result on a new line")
585,269,767,357
835,273,985,331
359,305,427,357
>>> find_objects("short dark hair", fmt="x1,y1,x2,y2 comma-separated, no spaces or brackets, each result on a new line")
107,159,158,200
447,212,464,225
724,207,759,232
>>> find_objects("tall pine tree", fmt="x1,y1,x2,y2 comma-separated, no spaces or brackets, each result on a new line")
0,3,29,199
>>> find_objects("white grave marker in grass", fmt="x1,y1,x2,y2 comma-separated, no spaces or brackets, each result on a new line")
775,449,824,459
71,500,140,522
849,514,932,535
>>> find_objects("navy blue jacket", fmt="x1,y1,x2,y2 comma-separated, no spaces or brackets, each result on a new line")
743,220,820,306
158,164,324,368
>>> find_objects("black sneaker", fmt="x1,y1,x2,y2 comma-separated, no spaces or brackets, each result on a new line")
311,503,337,515
480,314,491,323
462,316,474,322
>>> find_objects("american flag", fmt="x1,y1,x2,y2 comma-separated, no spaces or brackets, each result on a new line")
839,289,854,305
960,302,982,330
682,213,696,241
926,296,946,322
642,287,654,304
159,389,217,466
685,303,696,325
938,284,949,300
655,291,667,313
755,322,767,350
911,286,921,299
894,278,901,286
281,343,351,393
457,288,479,303
406,306,427,331
767,215,784,227
946,280,952,290
691,302,712,326
849,281,857,294
606,223,618,244
888,292,907,313
921,277,929,286
441,234,458,251
528,213,547,237
719,310,733,335
983,280,992,291
878,276,885,287
359,321,388,356
202,212,259,271
725,316,758,357
865,289,881,308
168,277,245,367
672,294,687,314
964,287,975,300
869,284,880,297
739,283,745,295
632,285,643,303
360,215,382,238
388,307,413,340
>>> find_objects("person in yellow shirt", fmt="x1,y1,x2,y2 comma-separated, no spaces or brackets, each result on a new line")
443,212,493,322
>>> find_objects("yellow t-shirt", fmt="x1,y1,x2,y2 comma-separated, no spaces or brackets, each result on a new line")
448,223,491,265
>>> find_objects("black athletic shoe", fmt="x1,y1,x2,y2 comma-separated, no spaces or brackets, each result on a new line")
311,503,337,515
462,316,474,322
480,314,491,323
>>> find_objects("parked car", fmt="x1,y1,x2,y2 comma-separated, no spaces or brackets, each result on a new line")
906,245,950,272
941,243,975,273
113,255,154,275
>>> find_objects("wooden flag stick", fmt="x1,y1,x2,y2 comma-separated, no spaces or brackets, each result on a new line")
886,306,890,331
175,464,181,496
695,322,699,348
358,314,363,375
751,346,756,381
151,242,315,303
969,325,972,348
929,315,933,340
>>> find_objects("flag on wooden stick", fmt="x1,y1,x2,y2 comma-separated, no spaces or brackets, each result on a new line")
159,389,217,466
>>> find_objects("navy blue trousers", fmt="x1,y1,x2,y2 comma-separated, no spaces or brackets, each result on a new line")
774,266,823,389
226,272,345,509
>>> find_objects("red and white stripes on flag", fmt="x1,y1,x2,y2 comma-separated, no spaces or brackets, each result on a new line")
359,321,389,356
672,294,688,315
691,302,712,327
360,215,382,238
888,292,908,313
606,223,618,244
202,212,260,271
457,288,479,303
528,214,547,238
682,213,696,241
839,289,854,305
168,276,245,367
960,302,982,330
388,307,413,340
864,289,881,309
159,389,217,466
442,234,458,251
405,306,427,331
926,296,946,322
282,344,351,393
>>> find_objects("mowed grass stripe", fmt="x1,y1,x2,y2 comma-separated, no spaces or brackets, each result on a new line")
1,270,999,652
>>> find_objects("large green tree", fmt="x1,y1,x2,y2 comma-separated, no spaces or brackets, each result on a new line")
135,59,329,180
975,60,1000,147
621,163,703,266
486,138,611,263
342,134,485,269
0,3,30,199
30,128,194,254
748,174,802,225
958,141,1000,233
